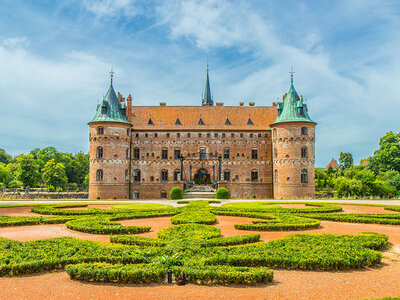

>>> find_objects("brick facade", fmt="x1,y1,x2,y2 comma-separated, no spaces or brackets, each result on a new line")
88,77,316,200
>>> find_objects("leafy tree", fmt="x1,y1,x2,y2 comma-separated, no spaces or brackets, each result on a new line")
368,131,400,173
0,148,12,164
339,152,353,170
42,159,68,191
0,163,13,186
15,154,40,187
33,147,63,171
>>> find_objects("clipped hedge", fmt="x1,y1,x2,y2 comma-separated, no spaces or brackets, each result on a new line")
216,188,230,199
177,200,221,204
65,216,151,234
205,232,387,270
158,224,221,242
0,216,75,227
217,202,342,213
66,262,166,284
200,234,260,247
172,264,273,285
110,235,167,247
302,213,400,225
171,200,217,225
170,187,183,200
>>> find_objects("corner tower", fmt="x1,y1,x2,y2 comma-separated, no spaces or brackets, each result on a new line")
270,73,316,199
88,74,132,199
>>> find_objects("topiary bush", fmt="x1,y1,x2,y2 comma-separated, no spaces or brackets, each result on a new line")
170,187,183,200
216,187,230,199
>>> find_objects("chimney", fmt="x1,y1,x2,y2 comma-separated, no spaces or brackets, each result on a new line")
249,102,255,107
126,95,132,120
159,102,166,106
216,102,224,106
239,102,244,107
300,95,303,102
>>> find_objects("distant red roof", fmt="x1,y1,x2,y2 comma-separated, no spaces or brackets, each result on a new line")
325,158,339,170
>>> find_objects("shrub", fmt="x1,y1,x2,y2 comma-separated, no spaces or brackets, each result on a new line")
200,234,260,247
170,187,183,200
110,235,167,247
216,187,230,199
66,262,166,284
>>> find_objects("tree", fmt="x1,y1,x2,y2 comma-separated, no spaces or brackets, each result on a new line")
33,147,63,171
0,148,12,164
0,163,13,186
339,152,353,170
367,131,400,173
42,159,68,191
15,154,40,187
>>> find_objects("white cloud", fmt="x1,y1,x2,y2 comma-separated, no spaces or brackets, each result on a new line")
2,36,29,48
82,0,142,17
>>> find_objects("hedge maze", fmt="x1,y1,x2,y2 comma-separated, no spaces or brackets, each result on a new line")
0,201,398,285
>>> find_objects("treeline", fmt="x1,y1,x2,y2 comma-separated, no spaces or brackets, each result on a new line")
316,131,400,198
0,147,89,191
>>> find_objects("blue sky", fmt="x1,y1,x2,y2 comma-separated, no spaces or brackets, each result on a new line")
1,0,400,167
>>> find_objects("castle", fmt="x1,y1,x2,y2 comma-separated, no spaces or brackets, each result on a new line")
88,69,316,200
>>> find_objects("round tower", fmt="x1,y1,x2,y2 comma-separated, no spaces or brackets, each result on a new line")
270,75,316,199
88,75,132,200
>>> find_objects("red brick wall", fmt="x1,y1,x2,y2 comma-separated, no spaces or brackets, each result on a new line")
271,122,316,199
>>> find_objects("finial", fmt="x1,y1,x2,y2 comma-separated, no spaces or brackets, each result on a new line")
206,56,209,72
109,66,115,86
289,66,295,85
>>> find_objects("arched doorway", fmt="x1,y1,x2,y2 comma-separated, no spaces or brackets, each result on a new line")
194,168,210,184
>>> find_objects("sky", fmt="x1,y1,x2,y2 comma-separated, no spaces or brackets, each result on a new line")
0,0,400,167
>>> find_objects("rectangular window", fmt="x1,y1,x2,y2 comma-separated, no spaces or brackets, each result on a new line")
231,133,235,138
97,127,104,134
251,149,258,159
240,133,244,138
207,133,211,138
222,133,225,138
133,170,140,182
224,171,230,181
251,171,258,182
223,148,230,159
214,133,218,138
154,133,158,138
161,170,168,182
301,127,308,135
174,149,181,159
133,192,139,199
177,133,181,138
198,133,202,138
135,133,139,138
166,133,170,138
150,176,154,182
174,170,180,181
250,133,253,138
145,133,148,137
161,149,168,159
199,149,206,160
133,148,140,160
301,147,308,158
187,133,191,138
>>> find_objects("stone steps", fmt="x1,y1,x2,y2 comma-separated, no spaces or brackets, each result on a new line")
183,192,216,199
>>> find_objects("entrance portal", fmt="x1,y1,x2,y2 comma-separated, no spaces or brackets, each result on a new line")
194,168,211,184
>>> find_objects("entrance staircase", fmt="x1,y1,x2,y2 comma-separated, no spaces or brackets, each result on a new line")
183,185,216,199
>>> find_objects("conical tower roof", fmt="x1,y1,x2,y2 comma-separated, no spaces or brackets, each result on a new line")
89,83,131,125
272,82,315,125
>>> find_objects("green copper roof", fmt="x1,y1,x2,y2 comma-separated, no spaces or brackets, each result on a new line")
89,84,131,125
202,69,213,106
272,83,315,125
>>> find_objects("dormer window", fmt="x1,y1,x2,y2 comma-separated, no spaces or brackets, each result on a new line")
147,118,154,125
175,118,182,125
101,106,107,114
247,118,253,125
198,118,205,125
225,118,231,125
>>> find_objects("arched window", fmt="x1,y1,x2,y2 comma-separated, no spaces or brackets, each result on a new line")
97,127,104,134
301,169,308,183
125,169,129,181
273,128,277,137
251,170,258,182
223,170,231,181
174,148,181,159
126,148,129,159
160,191,167,199
96,169,103,181
133,191,139,199
133,169,141,182
96,147,103,158
274,148,277,159
275,169,278,182
161,169,168,182
301,147,308,158
301,127,308,135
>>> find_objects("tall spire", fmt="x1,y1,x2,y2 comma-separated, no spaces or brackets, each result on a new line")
202,61,213,106
109,66,114,86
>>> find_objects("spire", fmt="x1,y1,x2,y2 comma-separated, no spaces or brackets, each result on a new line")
109,66,114,86
289,66,294,86
202,61,213,106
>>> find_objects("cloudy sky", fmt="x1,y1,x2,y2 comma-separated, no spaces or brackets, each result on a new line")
1,0,399,167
